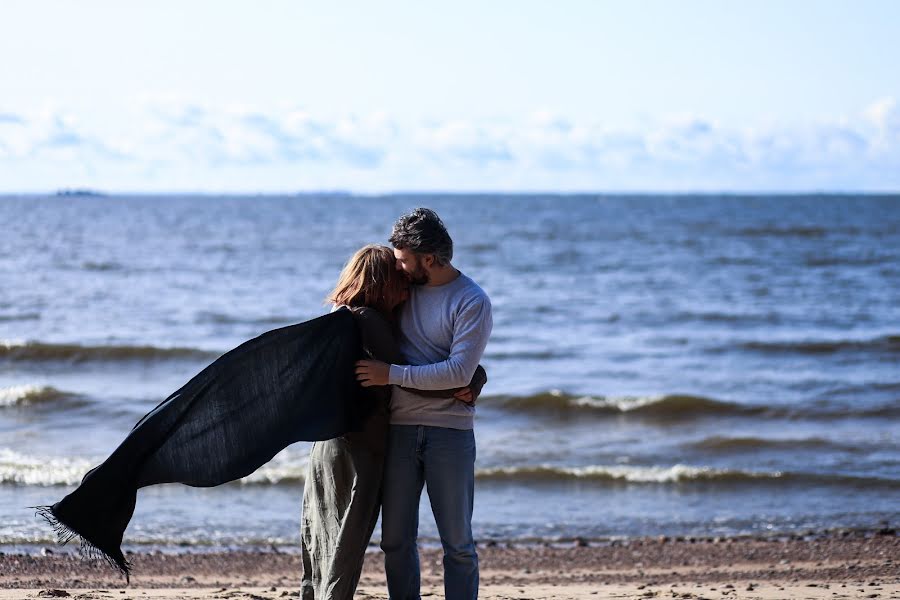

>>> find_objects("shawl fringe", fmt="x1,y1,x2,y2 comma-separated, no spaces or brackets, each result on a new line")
33,506,131,582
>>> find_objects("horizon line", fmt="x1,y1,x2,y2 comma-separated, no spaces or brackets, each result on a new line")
2,189,900,198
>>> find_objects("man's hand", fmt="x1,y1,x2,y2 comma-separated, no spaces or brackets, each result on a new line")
453,387,475,405
355,359,391,387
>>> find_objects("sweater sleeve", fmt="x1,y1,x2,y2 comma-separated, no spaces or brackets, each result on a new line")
388,295,492,389
403,364,488,399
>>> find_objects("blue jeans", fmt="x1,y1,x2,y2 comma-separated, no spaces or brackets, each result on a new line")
381,424,478,600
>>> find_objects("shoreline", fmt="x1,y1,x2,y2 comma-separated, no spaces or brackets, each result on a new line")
5,524,896,555
1,532,896,598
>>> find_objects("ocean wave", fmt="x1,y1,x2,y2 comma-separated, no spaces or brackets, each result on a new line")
0,385,73,407
0,340,220,362
492,391,759,417
487,391,899,420
0,447,312,487
475,464,900,487
3,449,896,489
0,448,310,487
737,335,900,355
0,452,792,487
823,381,900,398
238,453,309,485
674,310,780,325
736,226,828,238
81,260,124,271
805,255,891,267
476,464,781,483
0,312,40,322
840,404,900,418
484,350,574,360
194,311,299,326
0,449,94,486
712,256,762,266
686,436,835,452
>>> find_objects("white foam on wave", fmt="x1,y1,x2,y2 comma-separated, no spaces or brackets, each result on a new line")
0,384,57,406
0,448,94,486
0,446,785,487
239,451,310,485
547,389,674,411
0,446,312,486
535,390,737,414
476,463,784,483
569,394,666,412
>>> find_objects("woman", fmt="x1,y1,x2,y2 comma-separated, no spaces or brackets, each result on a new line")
300,245,486,600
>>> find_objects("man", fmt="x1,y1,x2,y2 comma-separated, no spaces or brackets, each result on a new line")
355,208,492,600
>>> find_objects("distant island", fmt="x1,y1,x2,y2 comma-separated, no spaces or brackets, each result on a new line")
55,188,106,197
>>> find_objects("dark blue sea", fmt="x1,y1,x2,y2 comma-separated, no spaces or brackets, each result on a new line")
1,194,898,552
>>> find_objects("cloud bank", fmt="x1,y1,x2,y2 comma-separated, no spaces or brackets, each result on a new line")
1,98,898,192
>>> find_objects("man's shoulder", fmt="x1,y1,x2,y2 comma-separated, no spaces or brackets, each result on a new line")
454,272,491,303
407,272,491,317
450,274,491,320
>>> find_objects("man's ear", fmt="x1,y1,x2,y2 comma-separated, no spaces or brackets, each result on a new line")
423,254,435,269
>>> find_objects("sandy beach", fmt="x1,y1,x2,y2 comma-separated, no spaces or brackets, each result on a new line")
1,532,897,599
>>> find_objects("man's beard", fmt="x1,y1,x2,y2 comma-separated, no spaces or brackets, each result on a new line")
407,259,429,285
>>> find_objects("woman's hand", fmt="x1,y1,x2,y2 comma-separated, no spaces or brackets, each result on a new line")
455,365,486,405
453,387,475,404
355,359,391,387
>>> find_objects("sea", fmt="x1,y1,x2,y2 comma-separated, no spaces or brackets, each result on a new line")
1,193,898,553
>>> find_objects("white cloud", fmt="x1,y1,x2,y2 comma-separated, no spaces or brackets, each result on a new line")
413,120,513,165
864,97,897,131
0,99,898,191
129,101,390,168
0,108,128,164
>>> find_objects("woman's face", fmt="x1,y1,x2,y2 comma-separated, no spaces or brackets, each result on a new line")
389,276,410,310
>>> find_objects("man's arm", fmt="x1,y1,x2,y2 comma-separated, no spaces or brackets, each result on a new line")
404,364,488,403
355,296,492,389
390,296,492,389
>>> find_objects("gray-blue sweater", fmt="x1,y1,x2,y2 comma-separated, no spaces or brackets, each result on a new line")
388,271,492,430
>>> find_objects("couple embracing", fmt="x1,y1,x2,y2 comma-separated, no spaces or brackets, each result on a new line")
35,207,489,600
301,208,493,600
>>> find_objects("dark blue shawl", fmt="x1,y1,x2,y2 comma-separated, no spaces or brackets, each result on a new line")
36,309,368,579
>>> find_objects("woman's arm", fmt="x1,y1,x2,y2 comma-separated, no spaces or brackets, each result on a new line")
403,365,487,402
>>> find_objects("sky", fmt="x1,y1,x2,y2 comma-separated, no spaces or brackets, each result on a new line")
1,0,899,193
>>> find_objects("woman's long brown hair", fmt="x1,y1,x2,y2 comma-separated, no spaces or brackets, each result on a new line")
326,244,407,319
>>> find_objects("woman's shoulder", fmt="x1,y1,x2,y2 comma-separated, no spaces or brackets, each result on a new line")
329,304,371,315
334,305,390,327
344,305,377,319
344,306,402,364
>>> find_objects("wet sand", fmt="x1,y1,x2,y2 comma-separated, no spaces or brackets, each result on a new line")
1,532,897,599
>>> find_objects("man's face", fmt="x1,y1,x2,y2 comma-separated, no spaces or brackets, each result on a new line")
393,247,430,285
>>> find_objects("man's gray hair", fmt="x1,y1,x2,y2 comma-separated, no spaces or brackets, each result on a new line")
389,207,454,266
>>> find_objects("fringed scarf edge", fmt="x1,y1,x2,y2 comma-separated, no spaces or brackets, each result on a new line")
32,505,132,584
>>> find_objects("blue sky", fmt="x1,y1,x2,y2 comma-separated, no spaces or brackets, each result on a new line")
1,0,899,192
